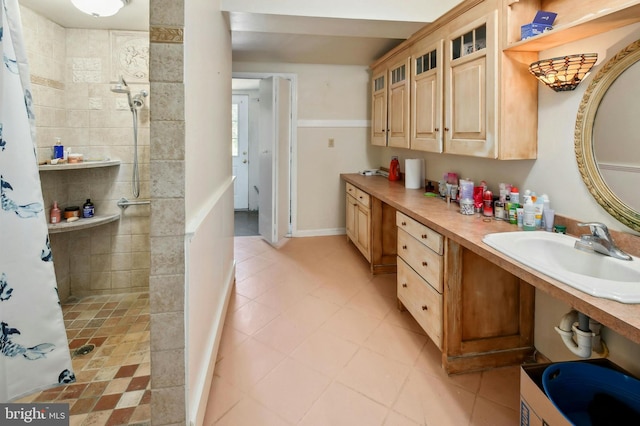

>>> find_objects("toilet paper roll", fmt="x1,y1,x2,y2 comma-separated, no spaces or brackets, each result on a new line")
404,158,424,189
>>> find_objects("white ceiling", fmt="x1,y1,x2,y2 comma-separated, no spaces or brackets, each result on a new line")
19,0,463,65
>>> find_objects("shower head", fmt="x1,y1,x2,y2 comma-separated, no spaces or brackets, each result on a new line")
111,75,130,94
131,90,148,109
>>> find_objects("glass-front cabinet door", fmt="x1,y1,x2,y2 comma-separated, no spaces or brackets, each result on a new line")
444,11,497,158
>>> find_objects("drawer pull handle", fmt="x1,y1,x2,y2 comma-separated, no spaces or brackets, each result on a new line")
401,221,407,226
402,283,408,288
421,234,428,239
421,305,428,311
422,261,428,267
402,245,408,250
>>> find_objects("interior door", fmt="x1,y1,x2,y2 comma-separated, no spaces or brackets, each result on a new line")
232,94,249,209
258,76,291,244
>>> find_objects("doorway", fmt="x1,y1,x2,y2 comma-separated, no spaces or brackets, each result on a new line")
232,74,296,244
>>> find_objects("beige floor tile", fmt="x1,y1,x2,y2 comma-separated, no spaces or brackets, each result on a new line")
214,338,286,391
413,340,482,394
364,322,427,366
383,411,422,426
470,396,519,426
290,329,359,378
383,306,428,335
214,397,291,426
250,358,331,424
255,281,308,312
337,347,411,407
103,377,131,395
311,280,363,306
394,369,476,425
235,275,276,299
216,326,250,361
227,300,279,335
367,273,398,299
320,307,381,345
281,295,340,330
477,365,521,410
228,291,251,312
115,389,144,408
345,287,395,319
203,376,245,424
299,381,389,426
252,316,315,354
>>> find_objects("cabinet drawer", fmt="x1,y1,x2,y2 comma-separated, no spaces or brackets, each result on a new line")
397,229,443,292
397,257,443,349
396,212,443,255
346,182,370,208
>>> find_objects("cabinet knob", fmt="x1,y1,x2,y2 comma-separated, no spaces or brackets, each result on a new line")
401,221,407,226
402,283,408,288
402,245,408,250
444,127,450,132
435,128,439,132
421,305,428,311
422,261,428,267
421,234,428,239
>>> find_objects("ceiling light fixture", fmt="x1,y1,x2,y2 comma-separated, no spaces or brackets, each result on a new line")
529,53,598,92
71,0,130,18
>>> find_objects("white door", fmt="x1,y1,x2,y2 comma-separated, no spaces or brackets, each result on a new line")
232,94,249,210
258,77,291,244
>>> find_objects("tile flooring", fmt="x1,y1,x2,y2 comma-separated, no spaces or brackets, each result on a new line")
16,292,151,426
204,235,521,425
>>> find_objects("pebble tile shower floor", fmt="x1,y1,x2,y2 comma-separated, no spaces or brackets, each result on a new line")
16,292,151,425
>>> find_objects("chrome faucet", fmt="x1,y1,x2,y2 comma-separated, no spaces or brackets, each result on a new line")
574,222,632,261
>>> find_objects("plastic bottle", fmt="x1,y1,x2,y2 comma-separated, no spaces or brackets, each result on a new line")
50,201,62,224
82,199,95,218
53,137,64,159
510,187,520,205
523,199,536,231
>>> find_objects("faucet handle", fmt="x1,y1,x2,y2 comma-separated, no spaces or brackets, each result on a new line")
577,222,611,239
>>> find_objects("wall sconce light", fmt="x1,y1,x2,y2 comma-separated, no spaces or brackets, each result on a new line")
71,0,130,18
529,53,598,91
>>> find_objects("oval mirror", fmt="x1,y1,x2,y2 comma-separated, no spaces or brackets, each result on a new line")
575,39,640,232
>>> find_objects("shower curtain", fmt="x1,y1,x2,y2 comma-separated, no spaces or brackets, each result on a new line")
0,0,74,402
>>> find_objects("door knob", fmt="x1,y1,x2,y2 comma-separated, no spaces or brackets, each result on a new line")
243,159,247,163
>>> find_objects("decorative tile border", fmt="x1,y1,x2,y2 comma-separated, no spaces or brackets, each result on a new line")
30,75,64,90
150,26,184,44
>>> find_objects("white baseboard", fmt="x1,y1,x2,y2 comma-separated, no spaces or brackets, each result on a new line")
292,228,346,237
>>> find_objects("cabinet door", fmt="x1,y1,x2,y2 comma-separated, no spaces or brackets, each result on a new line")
444,12,497,158
387,57,411,148
345,194,357,242
356,203,371,260
411,40,443,152
371,69,388,146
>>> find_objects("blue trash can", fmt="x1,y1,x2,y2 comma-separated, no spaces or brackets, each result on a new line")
542,362,640,425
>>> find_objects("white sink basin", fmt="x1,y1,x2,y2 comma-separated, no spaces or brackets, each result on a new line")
483,231,640,304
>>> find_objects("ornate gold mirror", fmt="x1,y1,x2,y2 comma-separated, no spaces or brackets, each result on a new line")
575,39,640,232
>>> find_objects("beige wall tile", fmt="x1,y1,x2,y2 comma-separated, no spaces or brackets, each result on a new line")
150,312,184,351
150,121,185,161
150,236,185,275
149,274,184,314
151,386,186,425
150,349,185,388
151,161,185,198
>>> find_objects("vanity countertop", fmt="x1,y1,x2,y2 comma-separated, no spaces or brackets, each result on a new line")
341,173,640,344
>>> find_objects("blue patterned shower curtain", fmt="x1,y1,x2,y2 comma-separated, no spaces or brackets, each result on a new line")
0,0,74,402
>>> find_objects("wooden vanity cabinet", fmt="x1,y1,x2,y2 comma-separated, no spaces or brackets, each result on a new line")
443,239,535,374
346,182,397,274
395,211,535,374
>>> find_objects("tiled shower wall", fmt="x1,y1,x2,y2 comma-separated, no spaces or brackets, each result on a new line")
21,6,150,301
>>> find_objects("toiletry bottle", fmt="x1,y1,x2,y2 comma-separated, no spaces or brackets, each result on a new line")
388,157,400,181
50,201,62,224
483,190,493,217
53,137,64,159
510,187,520,205
523,199,536,231
82,199,95,218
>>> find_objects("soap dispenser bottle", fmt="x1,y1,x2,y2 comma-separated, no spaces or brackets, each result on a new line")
50,201,61,224
389,157,400,181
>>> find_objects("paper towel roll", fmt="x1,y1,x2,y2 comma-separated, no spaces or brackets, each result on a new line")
404,159,424,189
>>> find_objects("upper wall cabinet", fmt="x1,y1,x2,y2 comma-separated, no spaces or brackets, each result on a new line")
410,39,444,152
444,12,497,157
371,52,411,148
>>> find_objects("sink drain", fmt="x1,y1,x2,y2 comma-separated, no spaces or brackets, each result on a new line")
73,344,95,357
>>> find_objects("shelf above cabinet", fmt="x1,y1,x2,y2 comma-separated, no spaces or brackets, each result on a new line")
39,159,121,171
48,214,120,234
505,3,640,52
